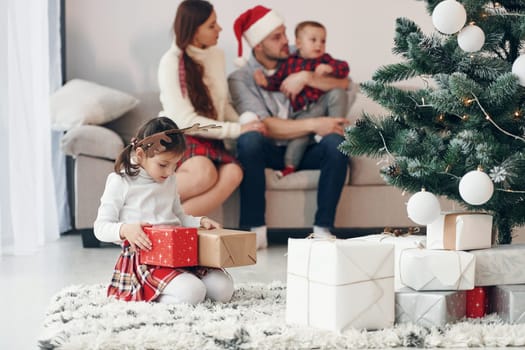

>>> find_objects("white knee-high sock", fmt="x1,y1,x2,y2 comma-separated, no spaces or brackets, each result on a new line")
157,272,206,305
201,269,234,302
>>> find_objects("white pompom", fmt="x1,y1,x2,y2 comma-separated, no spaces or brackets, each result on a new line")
432,0,467,35
234,56,248,67
459,170,494,205
406,190,442,225
457,24,485,52
512,55,525,87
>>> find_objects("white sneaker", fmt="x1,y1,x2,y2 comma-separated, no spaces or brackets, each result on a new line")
251,225,268,249
312,225,336,239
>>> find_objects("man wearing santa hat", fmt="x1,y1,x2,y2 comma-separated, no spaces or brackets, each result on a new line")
228,5,353,249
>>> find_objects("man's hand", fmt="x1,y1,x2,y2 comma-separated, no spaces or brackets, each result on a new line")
240,120,267,135
315,64,333,76
280,71,311,101
310,117,349,137
120,222,152,251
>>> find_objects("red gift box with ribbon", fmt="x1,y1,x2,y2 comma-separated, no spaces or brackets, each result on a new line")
139,225,198,268
466,286,489,318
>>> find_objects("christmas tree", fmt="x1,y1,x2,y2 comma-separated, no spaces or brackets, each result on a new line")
339,0,525,244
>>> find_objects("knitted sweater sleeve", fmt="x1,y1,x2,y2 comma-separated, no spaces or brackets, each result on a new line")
158,46,241,139
93,173,126,243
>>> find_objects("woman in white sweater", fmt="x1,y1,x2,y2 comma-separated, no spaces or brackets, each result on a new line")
158,0,266,216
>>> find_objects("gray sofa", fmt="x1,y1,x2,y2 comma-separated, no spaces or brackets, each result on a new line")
61,85,457,247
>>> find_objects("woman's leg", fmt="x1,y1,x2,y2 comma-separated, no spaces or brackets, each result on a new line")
181,163,243,216
201,269,234,302
175,156,218,201
157,272,206,304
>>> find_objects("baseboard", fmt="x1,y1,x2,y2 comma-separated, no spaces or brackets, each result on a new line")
266,227,425,244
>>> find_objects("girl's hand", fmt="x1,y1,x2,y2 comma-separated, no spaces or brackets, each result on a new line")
200,217,222,229
119,222,152,251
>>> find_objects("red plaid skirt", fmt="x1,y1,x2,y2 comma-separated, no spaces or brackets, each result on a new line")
176,136,238,168
107,244,208,302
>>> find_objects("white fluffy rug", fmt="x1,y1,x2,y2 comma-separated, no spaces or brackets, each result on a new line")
39,282,525,350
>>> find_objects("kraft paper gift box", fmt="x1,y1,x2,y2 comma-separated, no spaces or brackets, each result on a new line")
197,229,256,268
395,288,466,327
139,225,198,268
351,233,426,291
286,238,395,332
426,212,493,250
398,249,475,291
470,244,525,286
490,284,525,324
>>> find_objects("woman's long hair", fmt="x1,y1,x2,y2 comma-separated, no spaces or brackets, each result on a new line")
173,0,217,119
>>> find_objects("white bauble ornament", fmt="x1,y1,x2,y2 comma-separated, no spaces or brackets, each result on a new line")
512,55,525,87
432,0,467,34
459,170,494,205
458,24,485,52
406,190,441,225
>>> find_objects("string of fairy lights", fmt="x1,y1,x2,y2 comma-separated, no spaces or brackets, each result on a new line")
396,0,525,225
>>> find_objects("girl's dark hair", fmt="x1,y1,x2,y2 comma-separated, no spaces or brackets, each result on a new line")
173,0,217,119
114,117,186,177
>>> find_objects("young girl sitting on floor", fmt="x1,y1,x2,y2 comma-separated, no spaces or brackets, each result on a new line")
94,116,234,304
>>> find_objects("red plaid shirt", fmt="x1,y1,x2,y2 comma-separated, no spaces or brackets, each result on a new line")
264,53,349,111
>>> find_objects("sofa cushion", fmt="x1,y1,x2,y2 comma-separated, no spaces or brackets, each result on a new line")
61,125,124,159
265,168,351,190
50,79,139,131
345,89,398,186
265,169,320,190
351,156,387,185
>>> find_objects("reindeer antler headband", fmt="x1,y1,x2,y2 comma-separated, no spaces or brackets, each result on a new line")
131,123,221,157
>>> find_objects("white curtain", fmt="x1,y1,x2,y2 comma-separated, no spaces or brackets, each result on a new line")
1,0,60,255
49,0,71,234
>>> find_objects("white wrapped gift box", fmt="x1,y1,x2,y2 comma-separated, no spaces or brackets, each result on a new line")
286,238,395,332
395,288,466,327
470,244,525,286
490,284,525,324
350,234,426,291
399,249,475,291
427,212,492,250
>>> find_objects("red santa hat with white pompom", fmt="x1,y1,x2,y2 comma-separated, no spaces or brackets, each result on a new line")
233,5,284,66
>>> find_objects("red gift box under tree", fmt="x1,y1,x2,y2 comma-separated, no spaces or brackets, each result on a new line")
466,286,489,318
139,225,198,268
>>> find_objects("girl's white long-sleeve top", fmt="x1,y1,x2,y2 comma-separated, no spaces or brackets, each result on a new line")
158,43,241,140
93,169,202,243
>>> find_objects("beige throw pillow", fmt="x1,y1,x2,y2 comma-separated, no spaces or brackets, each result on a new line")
50,79,139,131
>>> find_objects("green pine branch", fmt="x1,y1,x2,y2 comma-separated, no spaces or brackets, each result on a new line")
340,0,525,243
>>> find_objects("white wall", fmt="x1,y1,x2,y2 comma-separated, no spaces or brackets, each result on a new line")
64,1,525,243
65,0,434,95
